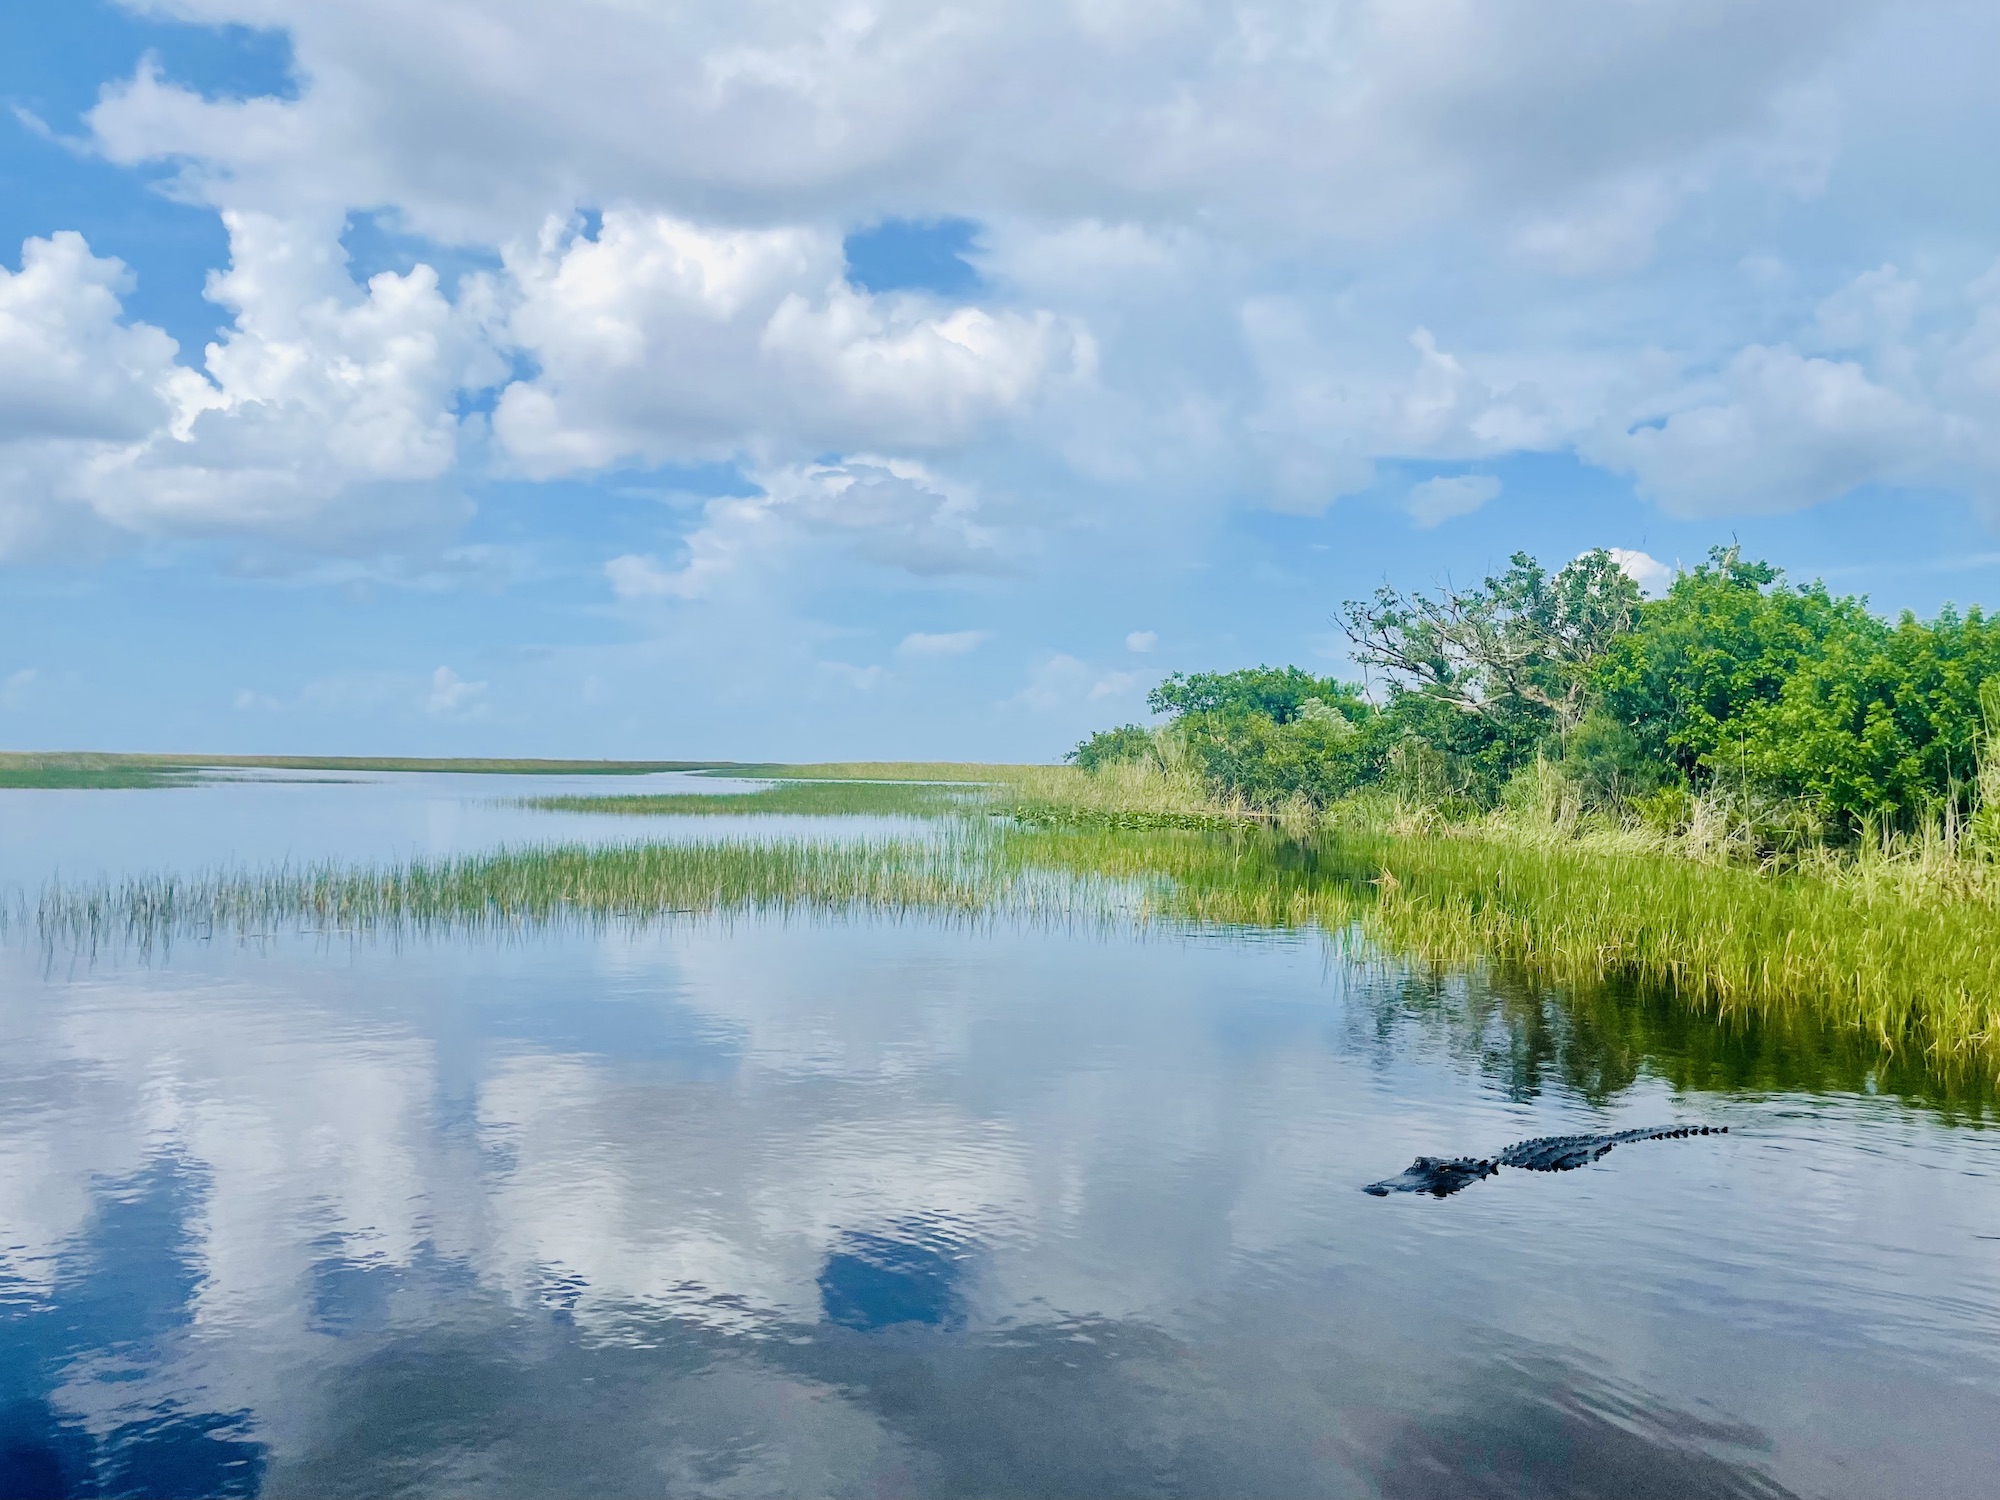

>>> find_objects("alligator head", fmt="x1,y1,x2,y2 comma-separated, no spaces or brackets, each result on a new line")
1363,1155,1498,1197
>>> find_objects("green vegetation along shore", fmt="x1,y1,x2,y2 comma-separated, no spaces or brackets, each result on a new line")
1072,545,2000,856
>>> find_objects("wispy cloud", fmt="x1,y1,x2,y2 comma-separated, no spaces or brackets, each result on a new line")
1408,475,1501,529
819,661,888,692
1007,654,1140,713
426,666,488,716
605,553,679,599
896,629,992,659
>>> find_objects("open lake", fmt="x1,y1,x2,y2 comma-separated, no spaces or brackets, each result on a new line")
3,772,1997,1497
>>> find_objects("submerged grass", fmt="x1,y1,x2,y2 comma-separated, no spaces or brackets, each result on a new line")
522,781,977,817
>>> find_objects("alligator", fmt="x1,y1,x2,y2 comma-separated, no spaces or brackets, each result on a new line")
1364,1125,1728,1197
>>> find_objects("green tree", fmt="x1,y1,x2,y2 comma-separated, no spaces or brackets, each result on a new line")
1732,604,2000,826
1064,542,2000,835
1114,666,1378,807
1561,709,1662,807
1176,696,1370,807
1147,666,1365,724
1592,547,1881,788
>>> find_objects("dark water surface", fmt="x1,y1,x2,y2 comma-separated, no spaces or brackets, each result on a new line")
2,777,1997,1497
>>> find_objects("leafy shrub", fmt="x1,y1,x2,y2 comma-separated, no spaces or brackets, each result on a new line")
1067,724,1159,771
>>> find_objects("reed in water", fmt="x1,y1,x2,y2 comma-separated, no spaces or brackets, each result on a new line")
30,814,2000,1076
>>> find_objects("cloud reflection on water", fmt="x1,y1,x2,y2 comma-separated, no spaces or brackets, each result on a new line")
1,918,1997,1496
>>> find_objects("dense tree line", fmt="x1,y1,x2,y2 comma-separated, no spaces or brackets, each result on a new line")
1069,547,2000,840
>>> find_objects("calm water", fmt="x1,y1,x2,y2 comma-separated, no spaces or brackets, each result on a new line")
2,776,1997,1498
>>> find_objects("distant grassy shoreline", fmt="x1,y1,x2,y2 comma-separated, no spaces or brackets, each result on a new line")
0,752,1046,790
0,752,754,789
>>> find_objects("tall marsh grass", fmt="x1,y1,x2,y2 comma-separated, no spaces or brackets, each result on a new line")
1014,820,2000,1071
1331,831,2000,1071
28,757,2000,1078
32,832,1150,959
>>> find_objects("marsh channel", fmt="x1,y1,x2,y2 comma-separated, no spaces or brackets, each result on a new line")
2,768,1996,1498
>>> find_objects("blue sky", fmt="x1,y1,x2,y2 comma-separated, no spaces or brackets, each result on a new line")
4,0,2000,760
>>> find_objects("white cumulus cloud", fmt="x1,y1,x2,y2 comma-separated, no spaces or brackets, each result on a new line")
0,216,491,558
492,209,1083,478
1595,344,1939,516
0,0,1993,580
1585,261,2000,516
1606,547,1674,595
0,232,182,446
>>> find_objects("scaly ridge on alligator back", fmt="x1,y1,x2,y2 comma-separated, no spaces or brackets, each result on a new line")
1364,1125,1727,1196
